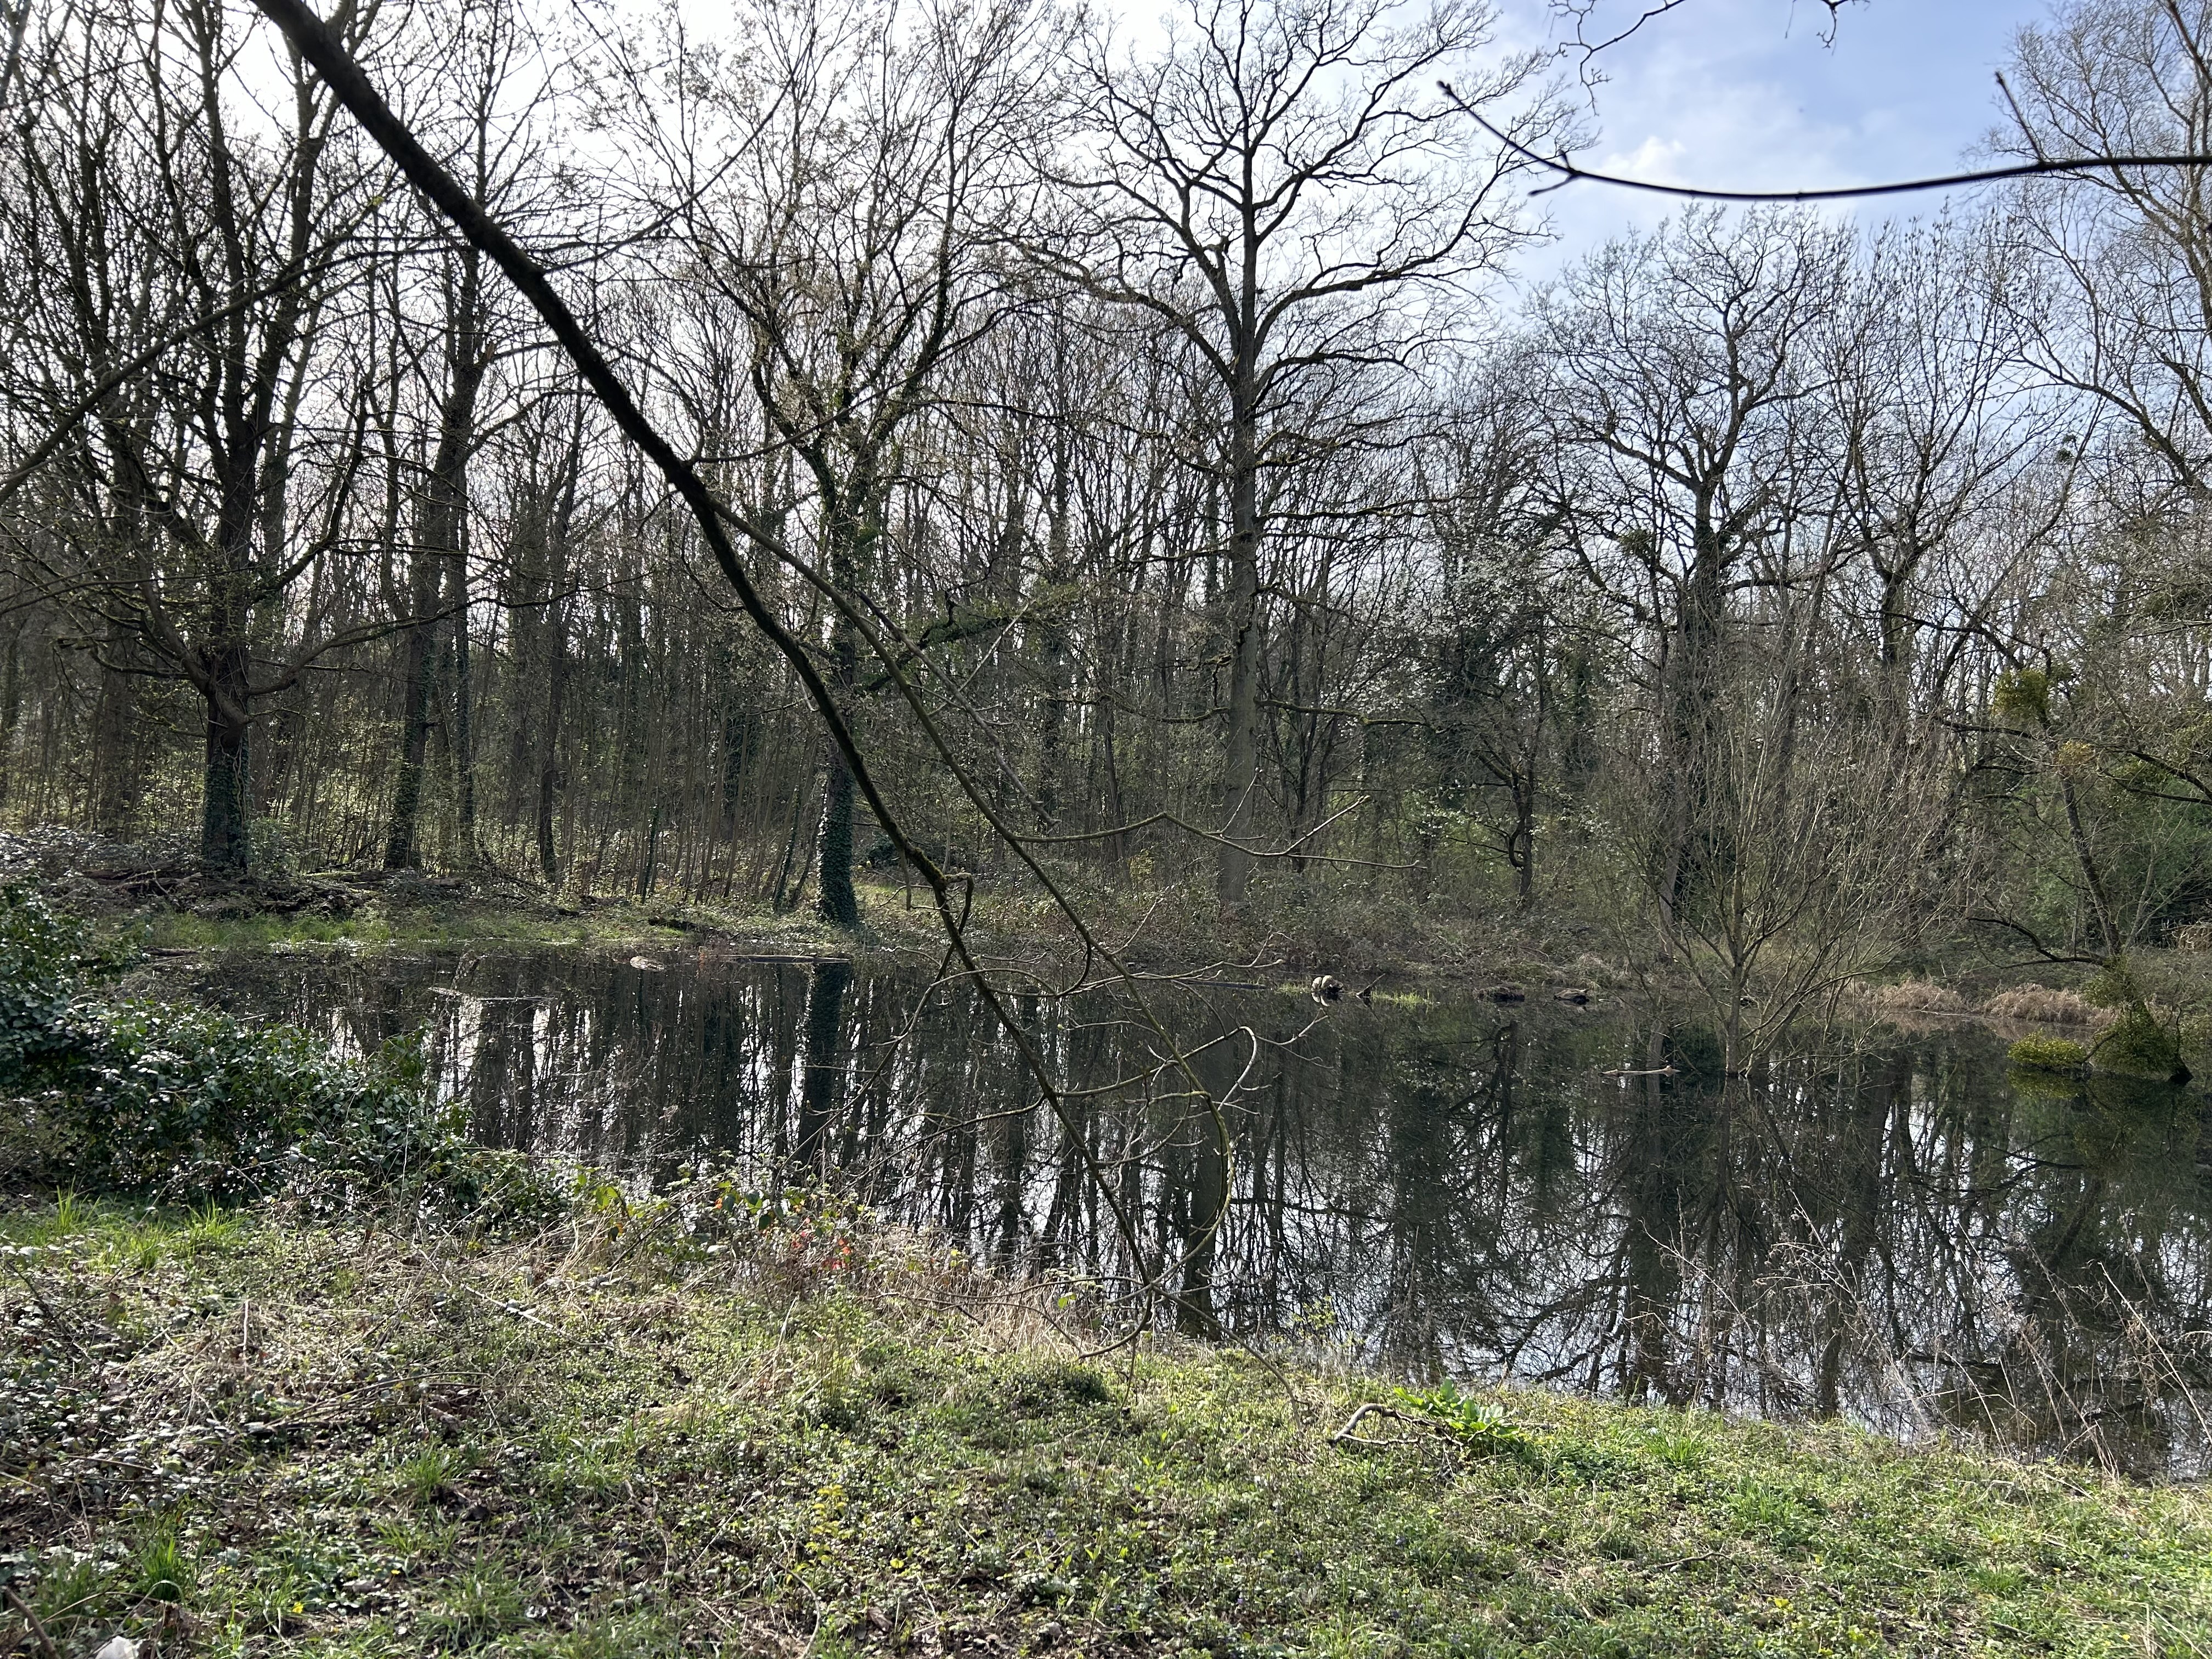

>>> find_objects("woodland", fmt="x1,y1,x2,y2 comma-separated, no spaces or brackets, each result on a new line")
3,0,2212,1043
16,11,2212,1651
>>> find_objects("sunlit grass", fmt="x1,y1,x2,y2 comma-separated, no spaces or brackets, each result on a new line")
4,1199,2205,1657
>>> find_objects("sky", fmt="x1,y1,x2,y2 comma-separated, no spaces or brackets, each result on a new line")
1486,0,2055,276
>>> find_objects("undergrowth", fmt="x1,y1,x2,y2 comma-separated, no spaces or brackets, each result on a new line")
1,1189,2207,1657
0,884,557,1222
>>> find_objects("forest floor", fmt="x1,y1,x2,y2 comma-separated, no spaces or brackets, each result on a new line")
4,1192,2209,1659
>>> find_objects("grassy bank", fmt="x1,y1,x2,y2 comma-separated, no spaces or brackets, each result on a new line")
19,826,1602,994
4,1194,2208,1658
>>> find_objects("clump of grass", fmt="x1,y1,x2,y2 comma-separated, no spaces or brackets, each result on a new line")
1987,984,2108,1025
397,1444,467,1506
130,1521,193,1604
427,1565,526,1648
2008,1034,2090,1071
1869,979,1970,1016
25,1548,108,1634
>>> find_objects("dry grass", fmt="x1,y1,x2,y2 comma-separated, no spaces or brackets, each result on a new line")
1984,984,2112,1026
1866,979,1971,1017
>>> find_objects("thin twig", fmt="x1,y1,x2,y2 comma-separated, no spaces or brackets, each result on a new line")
1,1583,60,1659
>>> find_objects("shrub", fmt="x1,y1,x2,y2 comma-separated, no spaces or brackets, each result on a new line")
2081,957,2191,1082
2084,957,2140,1010
0,881,121,1066
0,883,560,1220
2095,1005,2191,1082
2008,1035,2089,1071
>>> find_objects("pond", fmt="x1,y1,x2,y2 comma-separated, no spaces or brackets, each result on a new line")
146,944,2212,1479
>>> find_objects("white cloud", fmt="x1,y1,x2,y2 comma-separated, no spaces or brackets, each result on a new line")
1489,0,2047,281
1598,136,1692,185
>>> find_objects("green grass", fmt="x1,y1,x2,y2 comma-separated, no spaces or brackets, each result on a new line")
132,880,953,966
118,860,1616,995
142,902,696,955
3,1197,2207,1656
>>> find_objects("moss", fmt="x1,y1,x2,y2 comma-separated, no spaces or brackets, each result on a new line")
2074,957,2192,1082
4,1197,2207,1657
2096,1003,2191,1081
2007,1034,2090,1071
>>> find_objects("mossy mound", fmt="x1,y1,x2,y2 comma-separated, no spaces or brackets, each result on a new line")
2008,1034,2090,1071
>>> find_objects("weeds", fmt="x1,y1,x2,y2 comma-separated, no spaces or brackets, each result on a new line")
2,1197,2206,1656
1390,1380,1530,1456
129,1522,191,1604
1868,979,1969,1015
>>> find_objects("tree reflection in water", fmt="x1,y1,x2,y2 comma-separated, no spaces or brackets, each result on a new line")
165,947,2212,1476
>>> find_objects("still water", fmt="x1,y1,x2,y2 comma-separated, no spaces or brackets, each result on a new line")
151,945,2212,1478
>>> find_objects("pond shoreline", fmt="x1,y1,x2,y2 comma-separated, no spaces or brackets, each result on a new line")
29,827,2212,1053
16,830,1620,1000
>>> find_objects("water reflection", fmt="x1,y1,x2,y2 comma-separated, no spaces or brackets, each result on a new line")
155,947,2212,1476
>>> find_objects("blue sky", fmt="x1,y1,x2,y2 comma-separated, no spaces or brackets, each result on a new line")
1489,0,2053,275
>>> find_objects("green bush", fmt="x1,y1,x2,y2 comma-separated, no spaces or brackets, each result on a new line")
2081,955,2190,1081
1392,1380,1531,1457
0,879,110,1068
2007,1035,2089,1071
0,883,560,1220
2095,1004,2190,1082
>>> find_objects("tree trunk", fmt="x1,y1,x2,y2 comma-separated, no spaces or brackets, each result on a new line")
1654,502,1730,928
447,549,481,866
1217,404,1262,902
2061,769,2124,959
816,737,859,928
88,619,139,837
386,246,488,872
535,433,580,887
814,513,865,930
200,641,253,870
384,544,440,869
0,620,22,815
1035,445,1071,827
1513,774,1536,907
536,605,568,886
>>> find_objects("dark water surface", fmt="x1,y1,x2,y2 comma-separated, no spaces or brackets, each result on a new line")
151,945,2212,1477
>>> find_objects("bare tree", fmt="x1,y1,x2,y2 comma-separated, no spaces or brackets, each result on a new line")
381,0,556,870
642,0,1058,928
1043,0,1555,904
1999,0,2212,503
1535,209,1850,932
0,0,393,868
